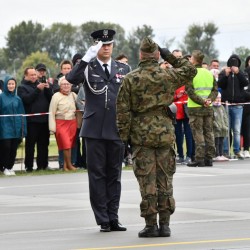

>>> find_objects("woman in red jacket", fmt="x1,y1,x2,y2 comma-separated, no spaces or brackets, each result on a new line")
174,86,195,164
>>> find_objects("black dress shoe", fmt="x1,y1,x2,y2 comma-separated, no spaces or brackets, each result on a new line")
110,220,127,231
159,224,171,237
138,225,159,237
100,222,111,232
187,161,205,167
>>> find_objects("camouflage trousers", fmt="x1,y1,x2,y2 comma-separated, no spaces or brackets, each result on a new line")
132,145,176,226
189,114,215,161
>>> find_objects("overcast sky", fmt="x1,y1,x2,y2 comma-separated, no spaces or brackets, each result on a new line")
1,0,250,61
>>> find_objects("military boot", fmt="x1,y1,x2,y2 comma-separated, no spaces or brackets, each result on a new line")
204,158,213,167
159,223,171,237
138,225,159,238
187,160,205,167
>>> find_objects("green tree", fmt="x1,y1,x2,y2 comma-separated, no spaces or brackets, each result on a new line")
16,51,58,83
75,21,128,58
127,25,155,69
0,49,8,70
40,23,76,64
233,46,250,69
4,21,44,61
180,22,219,63
162,37,175,50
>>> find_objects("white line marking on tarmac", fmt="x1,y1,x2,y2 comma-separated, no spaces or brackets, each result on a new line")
176,173,215,177
0,182,87,189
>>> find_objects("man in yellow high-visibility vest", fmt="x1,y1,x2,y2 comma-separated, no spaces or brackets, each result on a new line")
186,50,218,167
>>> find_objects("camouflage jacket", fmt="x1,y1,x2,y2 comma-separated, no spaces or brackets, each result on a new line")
116,54,197,148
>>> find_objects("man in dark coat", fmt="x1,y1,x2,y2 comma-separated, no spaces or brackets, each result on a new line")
66,29,130,232
17,67,53,172
217,54,249,159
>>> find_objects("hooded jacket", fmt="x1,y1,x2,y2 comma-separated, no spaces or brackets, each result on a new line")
218,54,249,103
243,56,250,114
174,86,188,120
17,78,52,123
244,56,250,83
245,56,250,69
0,76,27,139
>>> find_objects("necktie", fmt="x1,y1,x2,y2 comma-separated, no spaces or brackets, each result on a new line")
103,64,110,78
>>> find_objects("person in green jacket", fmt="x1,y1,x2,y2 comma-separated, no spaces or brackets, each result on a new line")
212,92,229,161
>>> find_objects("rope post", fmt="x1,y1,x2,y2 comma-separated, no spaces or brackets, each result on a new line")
20,115,25,173
225,101,231,159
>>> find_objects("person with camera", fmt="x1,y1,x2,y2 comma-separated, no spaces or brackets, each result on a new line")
17,65,53,172
218,55,249,159
35,63,47,84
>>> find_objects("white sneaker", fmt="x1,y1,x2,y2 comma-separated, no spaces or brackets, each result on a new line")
184,157,192,164
219,156,228,161
3,169,11,176
221,155,229,161
235,151,245,160
213,156,222,162
244,150,250,158
9,169,16,176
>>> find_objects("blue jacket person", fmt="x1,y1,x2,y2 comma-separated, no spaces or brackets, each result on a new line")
66,29,130,232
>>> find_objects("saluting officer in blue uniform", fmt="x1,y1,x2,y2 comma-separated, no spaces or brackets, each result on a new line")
66,29,130,232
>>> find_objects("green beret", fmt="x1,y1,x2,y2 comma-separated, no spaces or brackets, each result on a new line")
140,37,158,53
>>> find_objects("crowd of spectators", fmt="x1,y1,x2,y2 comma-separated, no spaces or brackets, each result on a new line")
160,50,250,165
0,48,250,175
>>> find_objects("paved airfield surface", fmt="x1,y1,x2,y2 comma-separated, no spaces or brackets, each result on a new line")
1,159,250,250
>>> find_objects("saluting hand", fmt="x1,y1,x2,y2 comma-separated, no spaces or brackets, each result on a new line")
82,41,103,62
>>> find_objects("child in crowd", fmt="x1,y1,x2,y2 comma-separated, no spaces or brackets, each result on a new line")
174,86,195,164
212,92,229,161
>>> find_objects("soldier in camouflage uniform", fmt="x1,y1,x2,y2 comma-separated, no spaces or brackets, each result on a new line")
186,50,218,167
116,37,197,237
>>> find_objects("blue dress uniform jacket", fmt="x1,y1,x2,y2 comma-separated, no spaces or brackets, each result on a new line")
66,59,130,139
66,57,130,225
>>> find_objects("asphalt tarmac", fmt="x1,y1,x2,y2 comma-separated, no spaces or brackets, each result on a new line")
1,159,250,250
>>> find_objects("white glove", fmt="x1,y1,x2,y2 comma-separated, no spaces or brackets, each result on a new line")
82,41,103,62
